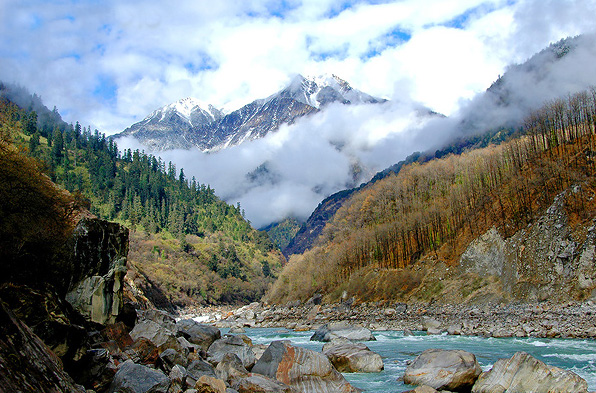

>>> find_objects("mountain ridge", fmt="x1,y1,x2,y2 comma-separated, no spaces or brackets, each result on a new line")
114,74,387,152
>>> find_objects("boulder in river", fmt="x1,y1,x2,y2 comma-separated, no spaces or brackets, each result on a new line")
322,337,383,373
252,340,362,393
471,351,588,393
403,348,481,392
310,322,375,342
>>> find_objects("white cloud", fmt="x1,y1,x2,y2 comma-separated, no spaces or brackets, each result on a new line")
2,0,596,226
2,0,593,132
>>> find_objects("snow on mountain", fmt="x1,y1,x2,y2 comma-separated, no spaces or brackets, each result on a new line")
147,97,223,126
280,74,386,109
114,74,386,152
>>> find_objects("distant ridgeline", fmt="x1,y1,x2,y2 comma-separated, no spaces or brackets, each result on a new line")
0,83,283,306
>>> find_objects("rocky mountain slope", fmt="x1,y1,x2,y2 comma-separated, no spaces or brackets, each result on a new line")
117,97,223,150
115,74,386,152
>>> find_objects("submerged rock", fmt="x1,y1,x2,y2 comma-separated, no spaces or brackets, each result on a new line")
403,348,481,392
472,351,588,393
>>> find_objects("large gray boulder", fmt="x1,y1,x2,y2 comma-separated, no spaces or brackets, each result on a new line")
107,359,170,393
177,319,221,351
403,349,481,392
207,335,256,370
472,351,588,393
310,322,375,342
215,353,250,383
130,320,181,353
252,340,362,393
186,359,217,387
322,337,383,373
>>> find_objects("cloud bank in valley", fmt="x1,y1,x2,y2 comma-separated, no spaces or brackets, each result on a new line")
121,99,435,227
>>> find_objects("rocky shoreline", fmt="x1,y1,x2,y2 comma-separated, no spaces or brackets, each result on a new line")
179,300,596,339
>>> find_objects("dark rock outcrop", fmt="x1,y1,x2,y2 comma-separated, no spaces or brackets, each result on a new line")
65,218,129,325
0,283,93,371
0,300,86,392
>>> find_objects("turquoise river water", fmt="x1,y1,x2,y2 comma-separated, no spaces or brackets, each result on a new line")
235,328,596,392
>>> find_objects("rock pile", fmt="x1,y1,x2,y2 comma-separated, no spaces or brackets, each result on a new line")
97,309,368,393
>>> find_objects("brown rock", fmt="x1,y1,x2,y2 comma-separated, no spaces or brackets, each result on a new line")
252,340,361,393
102,321,134,350
232,373,297,393
195,375,227,393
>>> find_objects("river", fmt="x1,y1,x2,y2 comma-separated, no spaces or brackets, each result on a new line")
235,327,596,392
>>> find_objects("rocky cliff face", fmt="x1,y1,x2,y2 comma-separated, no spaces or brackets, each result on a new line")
65,218,129,325
460,190,596,302
0,217,130,390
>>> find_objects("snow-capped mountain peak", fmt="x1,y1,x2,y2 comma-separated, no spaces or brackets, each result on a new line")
146,97,222,126
116,73,386,152
282,73,385,109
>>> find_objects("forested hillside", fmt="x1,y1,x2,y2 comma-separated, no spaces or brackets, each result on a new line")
266,88,596,304
0,84,284,306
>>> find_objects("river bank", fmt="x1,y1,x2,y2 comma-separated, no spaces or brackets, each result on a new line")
177,300,596,339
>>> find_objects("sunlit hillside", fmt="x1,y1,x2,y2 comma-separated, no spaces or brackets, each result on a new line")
266,88,596,304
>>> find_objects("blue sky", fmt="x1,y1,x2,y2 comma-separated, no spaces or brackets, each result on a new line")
1,0,595,134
